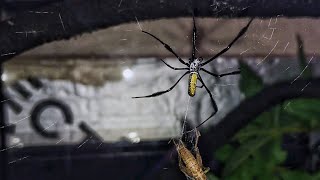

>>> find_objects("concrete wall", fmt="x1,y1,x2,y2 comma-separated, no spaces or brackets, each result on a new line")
4,57,242,147
5,56,319,147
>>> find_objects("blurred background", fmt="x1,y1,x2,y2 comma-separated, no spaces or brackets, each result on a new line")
1,0,320,180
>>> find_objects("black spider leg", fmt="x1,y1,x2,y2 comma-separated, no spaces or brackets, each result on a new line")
200,68,219,78
201,18,254,66
219,70,241,77
201,68,241,78
142,31,189,66
195,75,218,129
191,14,197,61
160,59,189,71
196,79,204,88
132,71,189,98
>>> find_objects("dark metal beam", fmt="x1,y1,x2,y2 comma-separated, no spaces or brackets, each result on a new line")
1,0,320,63
0,63,8,180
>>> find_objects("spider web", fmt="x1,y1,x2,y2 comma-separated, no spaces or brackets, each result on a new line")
2,1,320,179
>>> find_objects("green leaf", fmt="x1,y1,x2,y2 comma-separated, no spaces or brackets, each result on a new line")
223,139,287,180
280,169,313,180
280,108,301,126
234,111,274,142
239,62,263,97
296,34,312,78
273,105,282,128
270,139,287,164
312,171,320,180
288,99,320,109
207,173,220,180
222,136,273,177
253,140,285,173
215,144,235,162
227,152,271,180
284,99,320,128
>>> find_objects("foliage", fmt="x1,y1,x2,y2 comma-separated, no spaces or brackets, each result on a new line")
208,35,320,180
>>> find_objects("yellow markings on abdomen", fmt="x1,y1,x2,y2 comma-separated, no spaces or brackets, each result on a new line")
188,73,198,97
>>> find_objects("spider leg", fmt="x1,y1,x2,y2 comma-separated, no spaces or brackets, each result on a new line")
200,68,219,78
196,80,204,88
132,71,189,98
195,75,218,129
191,14,197,61
160,59,189,71
142,31,189,66
219,69,241,77
201,68,240,77
201,18,253,66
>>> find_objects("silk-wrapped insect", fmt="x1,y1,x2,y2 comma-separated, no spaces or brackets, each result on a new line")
173,130,209,180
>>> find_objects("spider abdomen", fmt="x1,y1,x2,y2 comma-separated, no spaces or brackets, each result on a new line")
188,73,198,97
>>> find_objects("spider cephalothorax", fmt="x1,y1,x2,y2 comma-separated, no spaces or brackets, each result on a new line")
133,15,253,128
189,58,202,72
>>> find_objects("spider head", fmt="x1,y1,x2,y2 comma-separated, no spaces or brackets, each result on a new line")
189,57,202,72
189,57,203,63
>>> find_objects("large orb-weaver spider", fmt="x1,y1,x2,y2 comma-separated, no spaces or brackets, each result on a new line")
133,16,253,128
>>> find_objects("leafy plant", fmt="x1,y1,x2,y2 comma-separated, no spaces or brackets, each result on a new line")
209,35,320,180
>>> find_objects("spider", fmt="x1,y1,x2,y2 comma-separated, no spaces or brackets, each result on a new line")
133,16,253,129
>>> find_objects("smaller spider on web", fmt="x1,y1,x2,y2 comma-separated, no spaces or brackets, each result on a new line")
133,14,253,129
